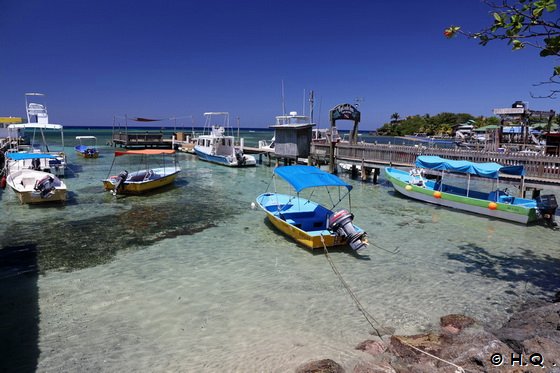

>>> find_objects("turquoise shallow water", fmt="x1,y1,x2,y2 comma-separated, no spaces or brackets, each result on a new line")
1,128,560,372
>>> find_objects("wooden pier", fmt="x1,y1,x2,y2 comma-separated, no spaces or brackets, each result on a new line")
310,142,560,184
111,131,173,148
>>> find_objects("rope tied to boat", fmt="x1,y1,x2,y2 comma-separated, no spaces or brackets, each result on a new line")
319,234,385,339
320,234,466,373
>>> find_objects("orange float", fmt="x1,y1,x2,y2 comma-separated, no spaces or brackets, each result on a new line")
488,202,498,210
433,191,442,199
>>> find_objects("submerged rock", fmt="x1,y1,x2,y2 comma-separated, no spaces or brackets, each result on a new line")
440,314,476,335
355,339,387,356
0,188,245,273
295,359,345,373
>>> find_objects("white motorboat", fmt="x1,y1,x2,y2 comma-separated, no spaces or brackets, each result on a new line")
194,112,256,167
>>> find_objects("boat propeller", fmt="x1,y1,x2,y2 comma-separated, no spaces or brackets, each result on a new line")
112,170,129,196
34,176,56,198
328,209,368,251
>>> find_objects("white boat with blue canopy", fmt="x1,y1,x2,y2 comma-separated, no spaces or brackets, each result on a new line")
4,153,67,204
385,155,558,226
256,165,368,251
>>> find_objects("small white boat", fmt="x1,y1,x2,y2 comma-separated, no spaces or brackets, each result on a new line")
257,136,275,151
194,112,256,167
5,154,67,204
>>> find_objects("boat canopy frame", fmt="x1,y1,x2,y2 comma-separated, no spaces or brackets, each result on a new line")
106,149,178,178
416,155,526,200
267,165,353,213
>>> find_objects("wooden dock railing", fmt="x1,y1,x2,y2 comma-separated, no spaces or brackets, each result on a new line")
112,132,171,148
311,143,560,182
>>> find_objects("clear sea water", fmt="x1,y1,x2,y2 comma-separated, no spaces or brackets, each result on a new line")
1,127,559,372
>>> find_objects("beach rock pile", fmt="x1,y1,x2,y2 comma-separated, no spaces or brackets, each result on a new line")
295,301,560,373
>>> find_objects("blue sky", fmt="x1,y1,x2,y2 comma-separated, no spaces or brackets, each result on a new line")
0,0,555,130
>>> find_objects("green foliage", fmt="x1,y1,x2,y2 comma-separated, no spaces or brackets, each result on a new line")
377,112,497,136
446,0,560,97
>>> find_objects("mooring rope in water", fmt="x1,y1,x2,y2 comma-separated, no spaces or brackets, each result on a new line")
320,234,385,339
369,241,400,255
320,234,466,373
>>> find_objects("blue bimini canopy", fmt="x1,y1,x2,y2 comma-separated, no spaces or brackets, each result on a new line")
415,155,525,179
6,152,58,161
274,165,352,192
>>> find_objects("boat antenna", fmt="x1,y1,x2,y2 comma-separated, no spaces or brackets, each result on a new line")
317,96,322,127
302,89,306,116
309,90,314,123
237,116,240,144
281,80,286,117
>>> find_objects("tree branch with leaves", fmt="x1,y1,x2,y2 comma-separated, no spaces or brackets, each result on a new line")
445,0,559,98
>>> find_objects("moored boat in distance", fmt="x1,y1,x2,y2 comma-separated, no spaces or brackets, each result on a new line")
256,165,368,251
103,149,181,195
194,112,256,167
75,136,99,158
385,155,558,226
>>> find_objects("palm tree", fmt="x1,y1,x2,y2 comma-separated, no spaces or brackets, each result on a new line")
390,113,400,123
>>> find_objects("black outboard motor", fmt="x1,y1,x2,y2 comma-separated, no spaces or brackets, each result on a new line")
112,170,129,196
235,149,246,166
34,176,56,198
328,209,368,251
31,158,41,170
536,194,558,228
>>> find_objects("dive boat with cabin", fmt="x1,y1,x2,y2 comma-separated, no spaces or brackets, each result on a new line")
194,112,256,167
256,165,368,251
384,155,558,226
103,149,181,195
6,93,67,176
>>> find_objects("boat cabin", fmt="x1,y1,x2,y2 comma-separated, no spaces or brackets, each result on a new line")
270,111,315,160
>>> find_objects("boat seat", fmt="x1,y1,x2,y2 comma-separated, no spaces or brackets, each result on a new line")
499,195,514,204
265,204,293,213
282,211,315,218
20,177,35,187
129,172,148,182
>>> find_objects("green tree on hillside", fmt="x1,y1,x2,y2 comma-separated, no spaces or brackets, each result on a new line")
377,112,493,136
445,0,560,98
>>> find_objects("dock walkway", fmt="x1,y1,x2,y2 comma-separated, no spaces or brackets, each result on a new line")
310,143,560,185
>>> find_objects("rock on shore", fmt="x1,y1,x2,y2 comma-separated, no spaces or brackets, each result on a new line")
295,302,560,373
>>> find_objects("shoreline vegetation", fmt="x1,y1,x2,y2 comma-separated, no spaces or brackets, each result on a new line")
60,109,559,136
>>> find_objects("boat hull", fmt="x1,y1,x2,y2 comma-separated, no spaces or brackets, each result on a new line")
75,148,99,158
103,169,180,195
194,147,256,167
256,193,357,250
6,169,67,204
384,167,537,224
